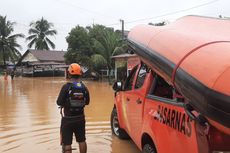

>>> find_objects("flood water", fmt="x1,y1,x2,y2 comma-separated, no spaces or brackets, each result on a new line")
0,76,140,153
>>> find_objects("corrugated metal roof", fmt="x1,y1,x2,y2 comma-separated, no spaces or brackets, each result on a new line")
29,49,66,62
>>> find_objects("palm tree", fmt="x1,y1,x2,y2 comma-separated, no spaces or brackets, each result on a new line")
0,15,24,67
92,29,122,83
26,17,57,50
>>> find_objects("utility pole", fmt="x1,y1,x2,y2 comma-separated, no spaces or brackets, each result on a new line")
120,19,124,42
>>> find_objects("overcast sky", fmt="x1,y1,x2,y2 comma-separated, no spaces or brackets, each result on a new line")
0,0,229,54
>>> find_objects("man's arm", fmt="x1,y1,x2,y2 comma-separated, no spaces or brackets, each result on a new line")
56,84,68,106
84,87,90,105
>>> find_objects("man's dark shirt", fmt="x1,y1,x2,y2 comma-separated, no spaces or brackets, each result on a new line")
57,81,90,117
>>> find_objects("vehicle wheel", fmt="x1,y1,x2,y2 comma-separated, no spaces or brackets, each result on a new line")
142,143,157,153
110,108,130,139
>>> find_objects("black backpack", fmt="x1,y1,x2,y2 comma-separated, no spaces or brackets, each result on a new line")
67,82,86,113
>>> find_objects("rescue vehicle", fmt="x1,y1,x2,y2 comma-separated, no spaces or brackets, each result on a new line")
110,15,230,153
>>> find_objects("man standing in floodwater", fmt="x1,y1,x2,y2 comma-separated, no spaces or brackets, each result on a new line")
10,68,15,80
4,71,8,80
57,63,90,153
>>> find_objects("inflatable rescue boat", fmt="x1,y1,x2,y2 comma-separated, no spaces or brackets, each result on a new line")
127,15,230,135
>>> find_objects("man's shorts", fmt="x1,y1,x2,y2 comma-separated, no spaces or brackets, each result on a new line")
60,116,86,145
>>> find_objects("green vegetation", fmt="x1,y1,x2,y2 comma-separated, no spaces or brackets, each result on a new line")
65,25,92,66
65,24,127,82
0,15,24,67
26,17,57,50
91,27,123,82
0,14,127,81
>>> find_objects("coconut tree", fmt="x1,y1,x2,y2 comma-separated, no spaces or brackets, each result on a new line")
0,15,24,67
92,29,122,83
26,17,57,50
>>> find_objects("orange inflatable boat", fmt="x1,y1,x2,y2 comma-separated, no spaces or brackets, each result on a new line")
127,15,230,135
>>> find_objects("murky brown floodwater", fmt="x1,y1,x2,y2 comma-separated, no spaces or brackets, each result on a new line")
0,76,140,153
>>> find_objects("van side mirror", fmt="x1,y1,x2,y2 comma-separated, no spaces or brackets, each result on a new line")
112,81,123,91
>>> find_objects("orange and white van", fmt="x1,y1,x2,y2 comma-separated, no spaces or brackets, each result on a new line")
111,63,230,153
111,16,230,153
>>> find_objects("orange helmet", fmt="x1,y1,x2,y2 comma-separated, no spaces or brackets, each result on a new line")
68,63,82,75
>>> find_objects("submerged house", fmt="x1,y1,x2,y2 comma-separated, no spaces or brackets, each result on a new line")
17,49,68,77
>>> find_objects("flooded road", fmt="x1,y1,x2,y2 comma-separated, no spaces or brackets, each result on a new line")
0,76,140,153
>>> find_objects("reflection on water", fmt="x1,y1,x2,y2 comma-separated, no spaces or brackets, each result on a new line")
0,76,140,153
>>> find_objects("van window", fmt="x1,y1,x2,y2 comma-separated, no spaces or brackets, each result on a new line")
124,65,138,91
135,64,147,89
150,75,173,99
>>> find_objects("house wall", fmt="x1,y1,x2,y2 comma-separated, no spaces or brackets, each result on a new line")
127,57,140,70
22,52,38,62
114,56,140,81
114,59,126,81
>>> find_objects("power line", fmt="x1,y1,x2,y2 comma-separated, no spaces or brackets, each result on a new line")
105,22,120,27
125,0,220,24
12,0,221,32
54,0,117,20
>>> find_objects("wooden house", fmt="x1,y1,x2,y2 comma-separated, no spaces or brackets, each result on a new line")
17,49,68,77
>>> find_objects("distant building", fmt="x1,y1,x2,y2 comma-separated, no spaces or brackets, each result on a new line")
17,49,68,77
111,53,140,81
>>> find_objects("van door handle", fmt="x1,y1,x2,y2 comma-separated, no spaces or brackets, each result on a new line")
136,98,142,104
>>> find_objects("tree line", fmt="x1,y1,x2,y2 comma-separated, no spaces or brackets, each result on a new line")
65,25,128,79
0,15,127,78
0,16,57,66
